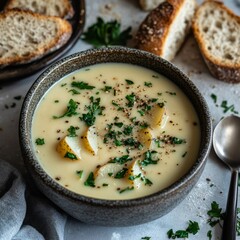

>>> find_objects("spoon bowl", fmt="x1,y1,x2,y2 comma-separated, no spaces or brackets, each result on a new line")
213,115,240,169
213,115,240,240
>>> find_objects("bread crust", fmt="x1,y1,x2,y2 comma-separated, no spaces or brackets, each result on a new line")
135,0,189,58
192,0,240,83
0,10,72,67
5,0,74,19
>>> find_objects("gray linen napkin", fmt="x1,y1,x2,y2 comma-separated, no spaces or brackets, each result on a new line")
0,159,67,240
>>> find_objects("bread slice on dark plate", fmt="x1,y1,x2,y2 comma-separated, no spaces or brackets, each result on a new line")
0,9,72,67
4,0,74,19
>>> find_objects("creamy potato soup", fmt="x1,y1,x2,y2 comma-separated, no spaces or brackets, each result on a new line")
32,63,200,200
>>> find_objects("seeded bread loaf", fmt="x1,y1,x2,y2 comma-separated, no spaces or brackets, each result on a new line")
139,0,165,11
135,0,197,61
192,0,240,83
0,10,72,67
5,0,74,19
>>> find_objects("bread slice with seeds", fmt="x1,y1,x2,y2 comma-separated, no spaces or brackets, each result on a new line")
0,10,72,67
135,0,197,61
4,0,74,19
192,0,240,83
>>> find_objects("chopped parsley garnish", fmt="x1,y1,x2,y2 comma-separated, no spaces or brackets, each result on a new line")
64,152,77,160
101,86,112,92
210,93,217,104
207,230,212,240
114,122,124,128
221,100,238,114
138,110,145,116
126,93,136,107
144,82,153,87
140,150,159,166
68,89,80,95
35,138,45,145
71,81,95,90
114,168,128,179
53,99,78,119
167,221,200,239
166,91,176,95
123,125,133,135
128,173,141,181
207,201,224,227
67,126,78,137
84,172,95,187
76,170,83,178
80,97,104,126
109,155,132,164
140,122,149,129
125,79,134,85
102,183,108,187
141,237,151,240
141,176,153,186
118,186,134,194
81,17,132,47
170,137,186,145
123,138,141,148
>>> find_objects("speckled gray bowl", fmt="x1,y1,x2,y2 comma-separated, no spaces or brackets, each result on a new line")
19,47,212,226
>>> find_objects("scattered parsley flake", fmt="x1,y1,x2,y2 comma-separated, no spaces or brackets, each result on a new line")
53,99,78,119
35,138,45,145
67,126,78,137
144,82,153,87
140,150,159,166
119,186,134,194
109,155,132,164
84,172,95,187
126,93,136,107
71,81,95,90
114,168,128,179
125,79,134,85
64,152,77,160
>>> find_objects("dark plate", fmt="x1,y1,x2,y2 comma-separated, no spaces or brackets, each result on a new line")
0,0,85,82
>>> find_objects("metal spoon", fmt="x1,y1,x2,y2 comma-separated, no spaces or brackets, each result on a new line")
213,115,240,240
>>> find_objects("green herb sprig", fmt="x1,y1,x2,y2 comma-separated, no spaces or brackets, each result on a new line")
82,17,132,47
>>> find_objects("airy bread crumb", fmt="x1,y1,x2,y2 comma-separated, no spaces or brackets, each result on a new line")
192,0,240,82
0,10,72,67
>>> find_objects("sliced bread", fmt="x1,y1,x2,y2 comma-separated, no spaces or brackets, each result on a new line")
4,0,74,19
135,0,197,61
139,0,165,11
0,10,72,67
192,0,240,83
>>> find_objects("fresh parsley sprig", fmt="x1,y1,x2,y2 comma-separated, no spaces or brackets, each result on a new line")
82,17,132,47
53,99,78,119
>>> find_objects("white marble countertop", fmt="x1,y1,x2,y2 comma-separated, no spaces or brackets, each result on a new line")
1,0,240,239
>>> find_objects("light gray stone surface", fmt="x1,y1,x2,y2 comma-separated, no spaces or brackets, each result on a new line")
0,0,240,239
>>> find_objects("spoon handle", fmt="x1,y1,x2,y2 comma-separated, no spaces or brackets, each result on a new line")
222,169,238,240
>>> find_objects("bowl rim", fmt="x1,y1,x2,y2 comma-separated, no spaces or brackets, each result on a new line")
19,46,213,206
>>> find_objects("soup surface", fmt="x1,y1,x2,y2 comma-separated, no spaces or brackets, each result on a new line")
32,63,200,200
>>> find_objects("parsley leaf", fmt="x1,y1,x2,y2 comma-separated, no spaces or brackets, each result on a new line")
35,138,45,145
80,97,104,126
67,126,78,137
82,17,132,47
53,99,78,119
140,150,159,166
126,93,136,107
76,170,83,178
71,81,95,90
125,79,134,85
64,152,77,160
114,168,128,179
109,155,132,164
84,172,95,187
118,186,134,194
